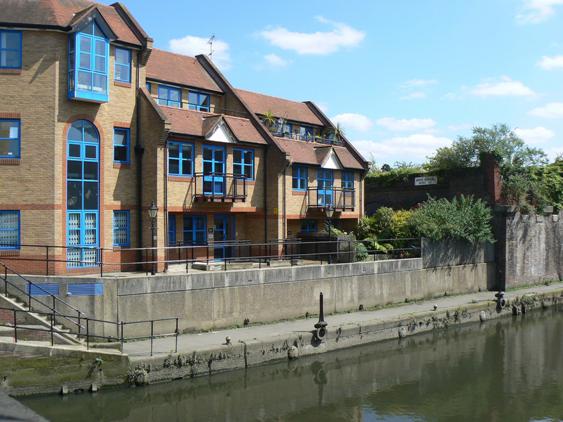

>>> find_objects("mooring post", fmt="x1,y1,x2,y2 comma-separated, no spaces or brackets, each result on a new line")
314,292,328,340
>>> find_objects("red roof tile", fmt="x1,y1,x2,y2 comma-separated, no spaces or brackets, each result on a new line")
274,138,364,170
146,49,223,93
236,89,323,126
161,107,266,145
0,0,144,46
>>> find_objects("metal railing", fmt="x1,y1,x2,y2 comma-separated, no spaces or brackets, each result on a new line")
192,172,247,202
269,130,343,146
0,306,179,356
0,238,421,277
307,187,355,211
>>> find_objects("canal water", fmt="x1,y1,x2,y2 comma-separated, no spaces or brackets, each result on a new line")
21,307,563,421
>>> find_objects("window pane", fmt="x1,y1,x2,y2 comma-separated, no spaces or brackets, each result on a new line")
83,182,98,209
79,52,91,69
188,92,198,105
169,143,179,158
114,130,127,146
67,181,82,209
244,166,252,179
114,145,127,162
77,71,92,89
85,145,97,158
94,55,105,72
199,94,210,106
115,48,129,65
95,40,105,56
203,148,212,160
67,161,82,179
92,73,106,93
3,51,20,68
0,121,17,138
80,37,91,54
83,124,98,143
169,88,180,102
168,159,179,174
69,144,81,158
2,32,20,50
203,162,212,174
233,164,242,176
244,152,253,165
181,160,192,175
68,123,82,141
115,64,128,82
84,162,98,180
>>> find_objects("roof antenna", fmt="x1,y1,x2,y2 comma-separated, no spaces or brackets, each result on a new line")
207,35,215,59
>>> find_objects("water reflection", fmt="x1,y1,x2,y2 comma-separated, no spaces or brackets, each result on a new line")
21,308,563,421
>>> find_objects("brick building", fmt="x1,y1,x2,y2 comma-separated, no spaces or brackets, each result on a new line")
0,0,367,275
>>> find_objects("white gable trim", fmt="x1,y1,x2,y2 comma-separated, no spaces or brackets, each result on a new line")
321,148,342,170
205,121,235,144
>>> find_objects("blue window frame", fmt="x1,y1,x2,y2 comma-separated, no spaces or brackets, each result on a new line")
68,21,109,103
0,210,20,250
299,125,314,140
168,213,177,246
0,30,22,69
0,119,20,159
233,148,254,180
146,81,152,92
113,210,130,247
317,168,334,206
113,127,130,164
342,171,354,189
292,165,308,190
301,220,317,233
114,47,131,83
183,214,207,245
168,141,194,176
203,145,225,195
157,84,181,108
66,120,99,268
188,91,211,112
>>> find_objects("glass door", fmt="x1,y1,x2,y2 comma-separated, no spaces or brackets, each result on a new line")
203,145,225,196
317,168,334,207
213,215,235,260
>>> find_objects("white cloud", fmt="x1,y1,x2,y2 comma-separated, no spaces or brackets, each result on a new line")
470,76,536,97
352,134,452,164
264,53,290,68
169,35,231,69
514,126,555,144
529,102,563,118
400,91,427,100
400,79,438,89
260,17,365,55
517,0,563,23
331,113,373,132
376,117,436,132
537,55,563,69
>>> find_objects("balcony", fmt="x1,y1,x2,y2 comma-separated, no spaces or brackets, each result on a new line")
269,130,343,146
307,187,355,212
192,173,247,203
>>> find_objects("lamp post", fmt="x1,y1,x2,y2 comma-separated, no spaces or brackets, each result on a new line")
324,206,335,264
148,200,158,275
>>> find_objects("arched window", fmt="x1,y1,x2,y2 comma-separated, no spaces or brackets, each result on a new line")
66,120,99,267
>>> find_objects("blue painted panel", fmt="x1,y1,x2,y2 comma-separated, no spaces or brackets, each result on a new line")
28,283,60,296
67,283,104,296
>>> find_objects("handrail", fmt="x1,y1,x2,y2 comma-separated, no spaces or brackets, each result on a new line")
0,261,87,332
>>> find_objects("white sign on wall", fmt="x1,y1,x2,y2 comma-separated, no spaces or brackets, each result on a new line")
414,176,438,186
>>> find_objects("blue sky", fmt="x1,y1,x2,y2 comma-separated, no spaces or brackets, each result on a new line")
117,0,563,165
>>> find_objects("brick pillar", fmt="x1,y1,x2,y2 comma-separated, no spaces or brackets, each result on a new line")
480,152,502,205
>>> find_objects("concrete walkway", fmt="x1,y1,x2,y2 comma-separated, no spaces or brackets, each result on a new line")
124,282,563,358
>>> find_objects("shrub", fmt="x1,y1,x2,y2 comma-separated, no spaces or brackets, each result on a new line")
410,195,494,243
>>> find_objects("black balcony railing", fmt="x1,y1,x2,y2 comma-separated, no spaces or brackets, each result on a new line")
192,173,247,202
269,130,343,146
307,187,355,211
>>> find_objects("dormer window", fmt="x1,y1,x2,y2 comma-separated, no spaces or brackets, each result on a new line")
188,91,211,112
68,20,109,103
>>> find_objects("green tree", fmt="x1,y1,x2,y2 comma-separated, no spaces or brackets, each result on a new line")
426,124,547,177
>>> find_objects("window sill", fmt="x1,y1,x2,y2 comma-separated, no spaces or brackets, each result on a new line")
0,68,22,75
168,175,194,182
292,190,307,196
0,158,20,165
113,162,130,169
114,81,132,88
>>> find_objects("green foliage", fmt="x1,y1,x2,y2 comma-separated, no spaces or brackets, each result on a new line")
409,195,494,243
366,162,426,185
355,242,368,261
426,124,547,177
354,208,415,240
531,158,563,210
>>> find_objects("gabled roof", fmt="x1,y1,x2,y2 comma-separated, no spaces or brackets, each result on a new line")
161,107,266,145
146,49,223,93
236,89,324,126
0,0,146,46
274,138,364,170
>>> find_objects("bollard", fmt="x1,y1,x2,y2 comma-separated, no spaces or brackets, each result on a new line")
314,292,328,341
